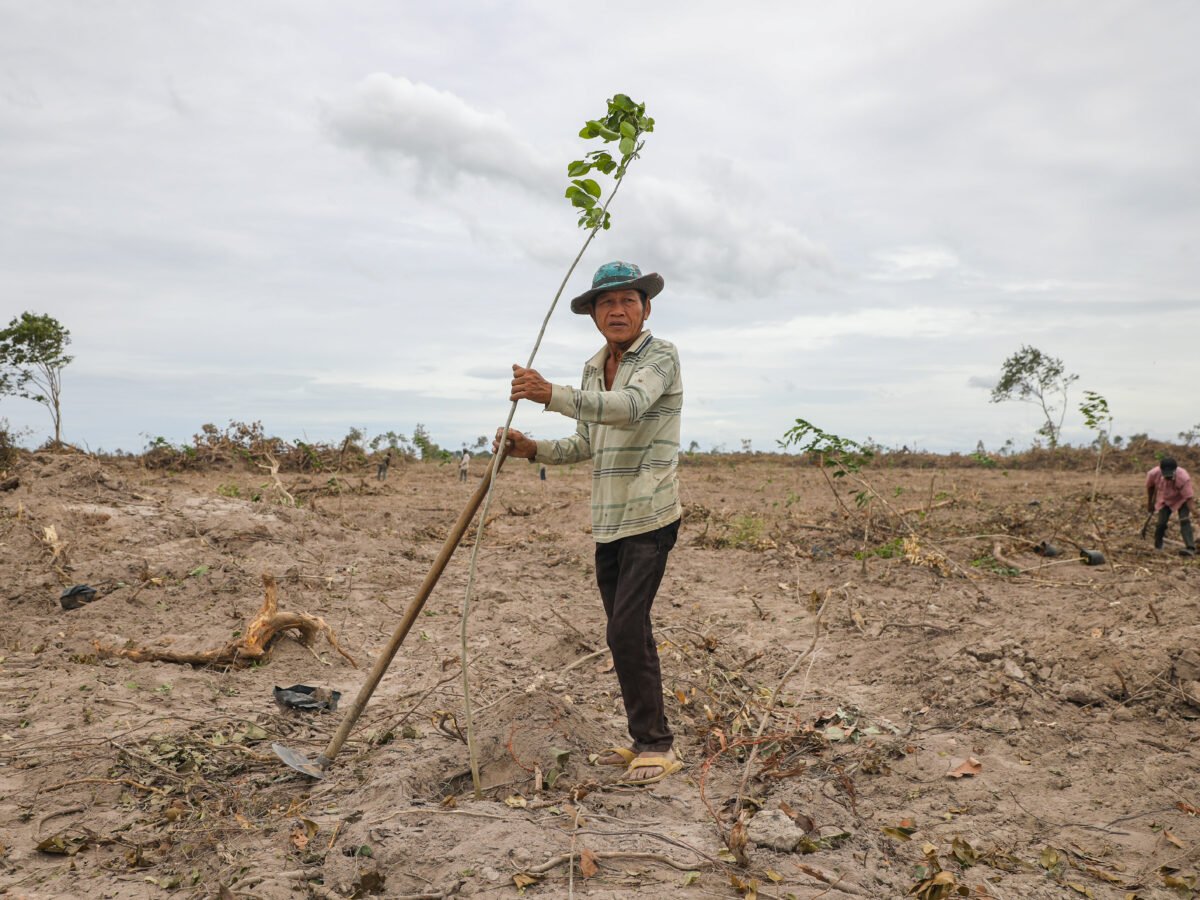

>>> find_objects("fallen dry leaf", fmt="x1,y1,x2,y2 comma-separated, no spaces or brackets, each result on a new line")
946,756,982,778
579,848,599,878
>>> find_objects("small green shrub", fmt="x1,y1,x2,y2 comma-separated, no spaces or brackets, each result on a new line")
854,537,905,560
728,515,765,548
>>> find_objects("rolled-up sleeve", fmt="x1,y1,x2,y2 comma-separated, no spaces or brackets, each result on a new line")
534,418,592,464
545,343,678,426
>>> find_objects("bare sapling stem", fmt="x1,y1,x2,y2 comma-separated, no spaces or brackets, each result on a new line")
459,176,629,798
457,95,654,799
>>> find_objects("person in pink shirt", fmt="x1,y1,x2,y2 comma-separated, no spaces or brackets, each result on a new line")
1146,457,1196,556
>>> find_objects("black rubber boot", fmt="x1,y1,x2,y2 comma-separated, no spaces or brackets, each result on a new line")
1154,508,1170,550
1181,511,1196,554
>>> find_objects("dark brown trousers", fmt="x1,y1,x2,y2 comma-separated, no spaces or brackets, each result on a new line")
594,518,679,753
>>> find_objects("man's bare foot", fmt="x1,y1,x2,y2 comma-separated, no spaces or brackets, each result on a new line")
596,747,635,766
625,748,678,783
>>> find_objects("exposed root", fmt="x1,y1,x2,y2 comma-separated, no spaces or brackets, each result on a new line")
93,573,357,668
991,541,1023,572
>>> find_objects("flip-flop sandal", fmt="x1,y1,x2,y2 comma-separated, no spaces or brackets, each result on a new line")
616,755,683,786
592,746,636,767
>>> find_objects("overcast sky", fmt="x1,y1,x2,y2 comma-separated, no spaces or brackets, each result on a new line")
2,2,1197,455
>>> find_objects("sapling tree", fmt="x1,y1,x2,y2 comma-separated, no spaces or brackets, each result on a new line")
459,93,655,798
0,312,73,447
1079,390,1114,566
780,418,881,575
1079,391,1113,503
989,345,1077,449
779,418,966,580
779,417,875,513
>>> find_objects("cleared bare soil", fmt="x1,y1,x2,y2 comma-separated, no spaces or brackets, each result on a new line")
2,451,1199,899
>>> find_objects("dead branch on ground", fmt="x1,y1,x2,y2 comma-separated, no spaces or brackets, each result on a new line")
521,849,708,875
256,453,296,506
93,574,357,668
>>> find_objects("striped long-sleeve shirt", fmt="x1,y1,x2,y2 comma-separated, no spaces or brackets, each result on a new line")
534,331,682,543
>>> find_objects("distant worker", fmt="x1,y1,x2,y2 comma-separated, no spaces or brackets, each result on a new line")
459,448,470,483
1147,457,1196,557
538,463,547,488
376,450,392,481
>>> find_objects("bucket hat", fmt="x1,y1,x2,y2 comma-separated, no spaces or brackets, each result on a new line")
1161,457,1178,477
569,260,664,315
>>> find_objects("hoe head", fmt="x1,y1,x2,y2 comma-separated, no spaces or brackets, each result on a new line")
272,742,326,779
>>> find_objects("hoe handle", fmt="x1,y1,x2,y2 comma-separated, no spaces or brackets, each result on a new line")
317,451,507,768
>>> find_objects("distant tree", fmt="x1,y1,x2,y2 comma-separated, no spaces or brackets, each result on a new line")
0,312,73,446
740,438,752,453
989,345,1077,449
411,423,451,461
1179,424,1200,447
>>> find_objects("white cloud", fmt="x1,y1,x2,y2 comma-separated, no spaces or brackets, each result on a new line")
624,177,833,297
321,74,550,191
321,76,832,301
867,245,961,282
680,305,980,359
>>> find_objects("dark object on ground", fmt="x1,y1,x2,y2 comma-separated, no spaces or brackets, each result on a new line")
274,684,341,711
1182,548,1197,558
1033,541,1061,557
1079,549,1105,566
0,476,18,492
60,584,97,610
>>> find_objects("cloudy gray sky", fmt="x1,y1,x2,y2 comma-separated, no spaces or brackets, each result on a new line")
2,1,1197,455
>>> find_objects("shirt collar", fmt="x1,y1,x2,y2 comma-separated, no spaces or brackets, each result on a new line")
586,330,653,370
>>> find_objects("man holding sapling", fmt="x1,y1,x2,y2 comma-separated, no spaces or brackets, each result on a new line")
494,261,683,785
1146,457,1196,557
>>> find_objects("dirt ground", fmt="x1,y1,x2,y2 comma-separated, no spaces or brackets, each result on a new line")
2,451,1199,899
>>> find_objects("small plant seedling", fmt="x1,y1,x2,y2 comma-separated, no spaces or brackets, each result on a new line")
779,418,875,509
969,450,997,468
1079,390,1115,562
